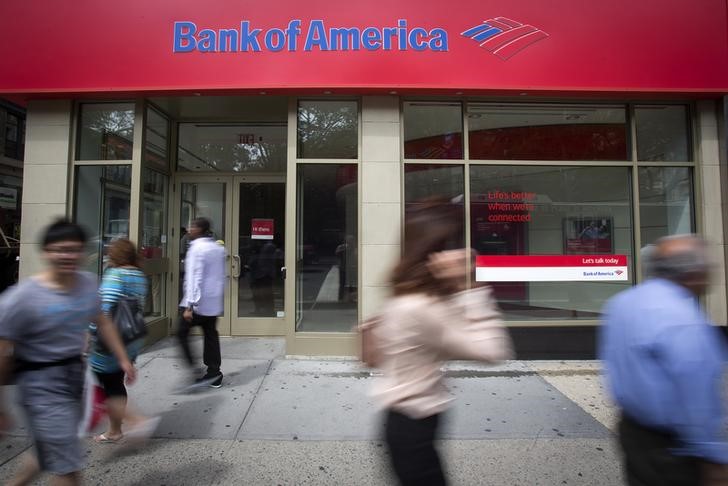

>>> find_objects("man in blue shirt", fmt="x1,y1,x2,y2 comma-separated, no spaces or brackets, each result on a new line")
600,235,728,485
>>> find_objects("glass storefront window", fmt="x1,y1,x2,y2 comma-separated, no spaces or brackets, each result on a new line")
77,103,135,160
73,165,132,275
470,165,633,320
296,164,358,331
404,164,465,249
639,167,694,244
403,102,463,159
142,169,168,317
467,103,627,160
145,107,169,167
636,105,690,161
297,101,358,159
397,101,695,325
178,123,287,172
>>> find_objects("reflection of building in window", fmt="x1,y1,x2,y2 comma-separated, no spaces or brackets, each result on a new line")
4,111,24,160
0,102,25,291
101,132,134,160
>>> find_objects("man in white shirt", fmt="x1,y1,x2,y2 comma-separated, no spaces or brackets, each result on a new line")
178,217,226,388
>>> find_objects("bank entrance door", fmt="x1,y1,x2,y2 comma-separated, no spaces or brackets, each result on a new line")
177,175,287,336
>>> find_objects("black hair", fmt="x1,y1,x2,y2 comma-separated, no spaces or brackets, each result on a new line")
191,217,211,236
42,219,87,247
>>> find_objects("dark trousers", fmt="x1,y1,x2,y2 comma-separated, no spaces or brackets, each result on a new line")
384,409,446,486
177,312,221,375
94,370,127,398
618,414,702,486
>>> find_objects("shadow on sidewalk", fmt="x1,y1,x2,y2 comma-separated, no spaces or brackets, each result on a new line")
218,361,270,389
127,459,233,486
100,394,225,462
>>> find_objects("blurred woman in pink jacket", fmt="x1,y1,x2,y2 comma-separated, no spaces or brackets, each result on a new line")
373,200,514,486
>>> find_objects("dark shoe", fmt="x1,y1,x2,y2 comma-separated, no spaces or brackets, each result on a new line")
173,369,213,394
208,372,223,388
197,371,223,388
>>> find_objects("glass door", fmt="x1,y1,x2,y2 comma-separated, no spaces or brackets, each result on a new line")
176,177,232,336
231,176,287,335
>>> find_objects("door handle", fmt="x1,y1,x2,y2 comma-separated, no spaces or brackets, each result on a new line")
232,255,241,278
280,266,287,280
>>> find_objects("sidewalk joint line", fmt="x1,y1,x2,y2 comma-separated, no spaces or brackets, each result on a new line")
0,441,32,469
232,358,276,440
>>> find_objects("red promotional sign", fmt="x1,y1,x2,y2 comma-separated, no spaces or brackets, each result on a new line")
251,218,274,240
476,255,627,267
0,0,726,100
476,254,628,282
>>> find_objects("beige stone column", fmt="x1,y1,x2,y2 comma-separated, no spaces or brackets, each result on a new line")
19,100,73,278
696,100,727,325
360,96,401,319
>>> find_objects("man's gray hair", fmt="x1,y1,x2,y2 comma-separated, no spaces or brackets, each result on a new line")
650,234,709,282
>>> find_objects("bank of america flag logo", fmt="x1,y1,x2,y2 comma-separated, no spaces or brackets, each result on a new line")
461,17,548,60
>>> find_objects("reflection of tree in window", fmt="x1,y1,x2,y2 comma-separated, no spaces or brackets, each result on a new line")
85,110,134,139
639,167,691,199
81,106,134,160
232,135,285,172
297,102,357,159
178,124,286,172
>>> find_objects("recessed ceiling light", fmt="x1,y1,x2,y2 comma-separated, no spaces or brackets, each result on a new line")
455,91,463,95
389,91,397,95
323,91,332,94
259,91,266,95
193,92,202,96
519,92,528,96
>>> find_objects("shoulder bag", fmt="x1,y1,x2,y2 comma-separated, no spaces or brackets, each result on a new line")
112,296,147,344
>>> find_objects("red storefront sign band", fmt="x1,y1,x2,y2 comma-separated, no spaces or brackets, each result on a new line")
0,0,726,100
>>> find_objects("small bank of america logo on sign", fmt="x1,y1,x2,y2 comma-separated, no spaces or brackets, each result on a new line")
461,17,548,60
615,270,624,276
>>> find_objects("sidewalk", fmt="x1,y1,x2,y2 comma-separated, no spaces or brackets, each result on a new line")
0,337,623,485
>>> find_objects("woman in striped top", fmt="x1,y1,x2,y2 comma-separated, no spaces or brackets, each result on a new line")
89,239,156,443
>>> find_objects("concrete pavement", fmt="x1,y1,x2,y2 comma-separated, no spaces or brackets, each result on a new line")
0,337,623,485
